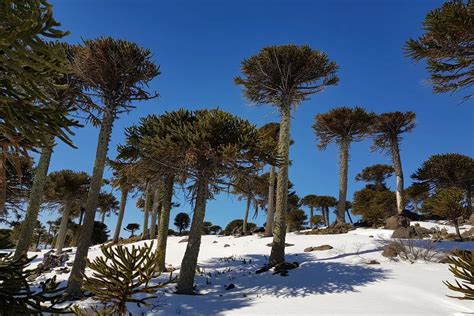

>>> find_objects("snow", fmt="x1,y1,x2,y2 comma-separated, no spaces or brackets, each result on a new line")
22,223,474,315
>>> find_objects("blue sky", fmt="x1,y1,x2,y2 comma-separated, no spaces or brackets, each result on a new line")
38,0,473,236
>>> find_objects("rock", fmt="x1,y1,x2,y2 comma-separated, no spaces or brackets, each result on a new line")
304,245,333,252
255,265,271,274
178,238,188,243
225,283,236,290
224,244,230,247
273,261,299,276
385,216,410,230
266,242,294,247
461,227,474,239
304,223,355,235
382,242,402,258
213,241,218,243
391,225,429,239
366,260,380,265
41,251,69,270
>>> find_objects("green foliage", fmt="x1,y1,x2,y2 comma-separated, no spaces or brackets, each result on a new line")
0,245,68,313
371,112,416,151
287,209,307,231
209,225,222,235
72,221,109,246
10,220,45,249
223,219,257,236
174,212,190,234
124,223,140,237
405,0,474,99
443,250,474,300
313,107,375,149
97,191,120,220
81,242,168,315
202,221,213,235
352,188,397,226
310,215,324,227
425,187,466,221
404,184,430,214
44,170,90,210
0,229,14,249
234,45,339,107
355,164,394,189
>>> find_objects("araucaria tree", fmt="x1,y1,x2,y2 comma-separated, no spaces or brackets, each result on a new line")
235,45,338,266
301,195,319,228
174,212,190,235
43,170,90,254
140,109,262,294
412,153,474,218
97,192,119,224
66,37,160,297
355,164,394,190
405,0,474,100
313,107,374,224
371,111,416,216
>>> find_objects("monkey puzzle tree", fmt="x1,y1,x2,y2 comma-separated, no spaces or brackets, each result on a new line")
140,109,262,294
109,158,137,244
405,0,474,100
174,213,190,235
314,195,338,226
232,172,264,235
412,153,474,217
235,44,338,266
405,183,430,214
371,111,416,216
355,164,394,190
123,223,140,238
301,194,319,228
66,37,160,297
313,107,374,224
43,170,90,254
97,192,119,224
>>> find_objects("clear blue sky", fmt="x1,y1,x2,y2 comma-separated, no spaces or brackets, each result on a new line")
38,0,473,236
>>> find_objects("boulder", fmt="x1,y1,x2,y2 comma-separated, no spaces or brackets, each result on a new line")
391,225,430,239
41,250,69,270
304,245,333,252
382,242,402,258
461,227,474,239
385,216,410,230
304,223,355,235
273,261,299,276
225,283,236,290
224,244,231,248
266,242,294,247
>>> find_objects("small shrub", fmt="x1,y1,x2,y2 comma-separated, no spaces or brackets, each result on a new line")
223,219,256,235
392,239,439,263
81,242,170,315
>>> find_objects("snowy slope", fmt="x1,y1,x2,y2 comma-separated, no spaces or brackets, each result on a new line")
25,223,474,315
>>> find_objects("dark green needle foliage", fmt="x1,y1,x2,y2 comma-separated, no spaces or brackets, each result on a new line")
80,242,167,315
355,164,395,190
405,0,474,100
443,250,474,300
124,223,140,237
174,212,190,235
0,243,68,314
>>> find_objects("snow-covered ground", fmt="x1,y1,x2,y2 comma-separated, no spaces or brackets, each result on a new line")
25,222,474,315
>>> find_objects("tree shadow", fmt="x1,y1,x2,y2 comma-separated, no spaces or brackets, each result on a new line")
151,253,389,315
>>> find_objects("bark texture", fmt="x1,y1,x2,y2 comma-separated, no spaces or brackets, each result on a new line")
264,165,276,237
269,106,291,266
336,140,349,224
14,138,54,259
55,197,73,254
142,181,152,239
156,175,174,272
390,141,405,215
66,112,114,297
176,176,208,294
112,188,129,244
150,186,161,239
242,195,251,235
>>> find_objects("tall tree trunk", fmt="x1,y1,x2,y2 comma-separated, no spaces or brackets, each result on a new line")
156,174,174,272
346,209,353,224
325,207,330,226
150,186,161,239
391,140,405,215
112,188,129,244
142,181,152,239
46,222,53,249
269,105,291,266
55,197,73,254
0,144,7,215
264,165,276,237
242,195,251,235
100,210,105,224
309,206,314,228
66,111,114,298
78,207,85,225
176,176,208,294
14,137,54,259
336,140,349,224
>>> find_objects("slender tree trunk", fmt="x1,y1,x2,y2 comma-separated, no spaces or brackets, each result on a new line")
55,197,73,254
269,105,291,266
453,219,463,241
310,207,314,228
346,209,353,224
325,207,330,226
465,186,472,218
46,222,53,249
78,207,85,225
35,230,42,249
0,144,7,215
112,188,129,244
336,140,349,224
242,195,251,235
150,186,161,239
264,165,276,237
100,210,105,224
66,111,114,298
14,137,54,260
176,176,208,294
391,140,405,215
156,174,174,272
142,181,152,239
